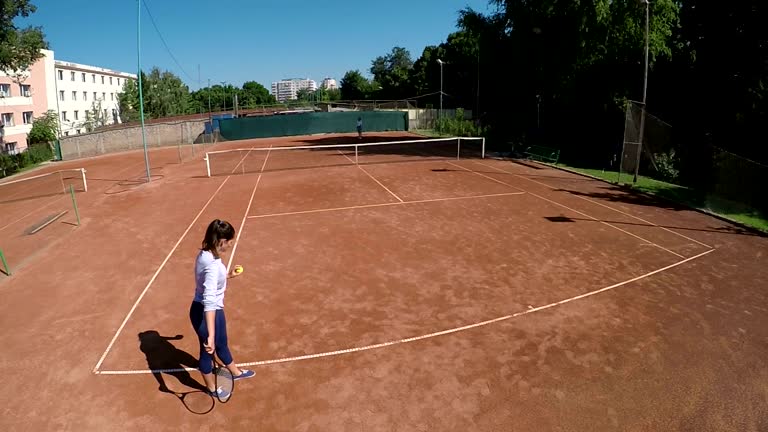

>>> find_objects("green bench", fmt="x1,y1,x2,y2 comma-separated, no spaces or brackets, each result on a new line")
523,145,560,164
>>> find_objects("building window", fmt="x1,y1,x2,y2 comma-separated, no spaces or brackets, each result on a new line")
93,92,98,100
83,91,88,101
110,93,114,101
82,72,86,82
1,113,13,127
101,76,105,84
76,129,81,134
117,78,121,86
92,74,96,83
74,110,79,120
58,70,63,80
20,84,31,97
64,131,69,136
102,92,106,100
112,109,118,123
61,111,67,121
23,111,33,124
71,71,75,81
4,142,18,155
72,91,77,101
59,90,65,101
0,84,10,97
109,76,113,85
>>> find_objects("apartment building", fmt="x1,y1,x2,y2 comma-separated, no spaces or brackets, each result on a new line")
321,77,337,90
271,78,317,102
0,49,55,154
52,61,136,136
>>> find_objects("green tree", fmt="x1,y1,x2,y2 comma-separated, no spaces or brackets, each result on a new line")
0,1,48,77
26,110,58,144
370,47,414,99
118,77,141,122
82,100,106,132
239,81,275,108
340,70,374,100
142,67,190,118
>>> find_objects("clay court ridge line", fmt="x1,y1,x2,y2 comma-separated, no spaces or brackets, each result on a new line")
336,149,403,203
458,160,687,259
92,176,231,373
246,192,526,219
94,248,716,375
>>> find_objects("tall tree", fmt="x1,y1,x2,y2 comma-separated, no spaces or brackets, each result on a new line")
340,70,374,100
0,1,48,78
370,47,414,99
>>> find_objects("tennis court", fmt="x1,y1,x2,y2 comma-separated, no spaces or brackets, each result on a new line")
3,132,767,431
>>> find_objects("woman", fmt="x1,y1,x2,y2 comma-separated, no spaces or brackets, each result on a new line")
190,219,255,398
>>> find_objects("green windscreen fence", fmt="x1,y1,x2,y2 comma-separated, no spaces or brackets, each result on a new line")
219,111,408,141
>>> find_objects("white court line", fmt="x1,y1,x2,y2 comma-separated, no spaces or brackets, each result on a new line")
513,169,714,249
227,180,261,273
463,160,687,259
337,149,403,203
226,146,271,272
92,176,231,373
247,192,526,219
93,248,715,375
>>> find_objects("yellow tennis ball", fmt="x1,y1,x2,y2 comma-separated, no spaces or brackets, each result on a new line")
234,265,244,274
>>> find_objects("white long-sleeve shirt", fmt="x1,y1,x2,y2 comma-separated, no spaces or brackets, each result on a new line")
194,250,227,312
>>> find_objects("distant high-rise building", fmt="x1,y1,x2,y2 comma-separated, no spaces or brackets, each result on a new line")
321,78,337,90
271,78,317,102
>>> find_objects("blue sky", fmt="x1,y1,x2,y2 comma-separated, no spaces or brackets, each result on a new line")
26,0,493,90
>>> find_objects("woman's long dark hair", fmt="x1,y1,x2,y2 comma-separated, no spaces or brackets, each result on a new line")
201,219,235,258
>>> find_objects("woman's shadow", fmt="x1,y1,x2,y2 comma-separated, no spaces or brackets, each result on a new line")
138,330,207,393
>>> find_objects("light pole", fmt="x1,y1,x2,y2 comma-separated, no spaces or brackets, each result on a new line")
633,0,650,184
136,0,150,182
437,59,444,119
220,81,227,113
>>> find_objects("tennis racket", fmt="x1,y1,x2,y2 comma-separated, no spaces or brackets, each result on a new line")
212,355,234,403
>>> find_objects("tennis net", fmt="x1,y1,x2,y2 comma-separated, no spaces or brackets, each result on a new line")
0,168,88,204
204,137,485,177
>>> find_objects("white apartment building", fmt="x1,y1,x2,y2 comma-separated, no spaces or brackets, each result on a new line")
321,77,337,90
52,61,136,136
271,78,317,102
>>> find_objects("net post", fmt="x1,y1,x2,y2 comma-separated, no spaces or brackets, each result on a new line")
355,145,358,164
205,154,211,177
457,138,461,160
0,249,11,276
482,137,486,159
81,168,88,192
70,184,81,226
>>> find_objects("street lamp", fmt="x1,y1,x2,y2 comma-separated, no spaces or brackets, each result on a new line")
633,0,650,184
437,59,444,119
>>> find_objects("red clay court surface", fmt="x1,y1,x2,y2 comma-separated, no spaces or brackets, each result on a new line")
1,132,767,431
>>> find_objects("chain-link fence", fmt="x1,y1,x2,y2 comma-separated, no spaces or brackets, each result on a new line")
618,100,768,220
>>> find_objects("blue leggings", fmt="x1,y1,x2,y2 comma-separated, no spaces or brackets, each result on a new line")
189,301,233,374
